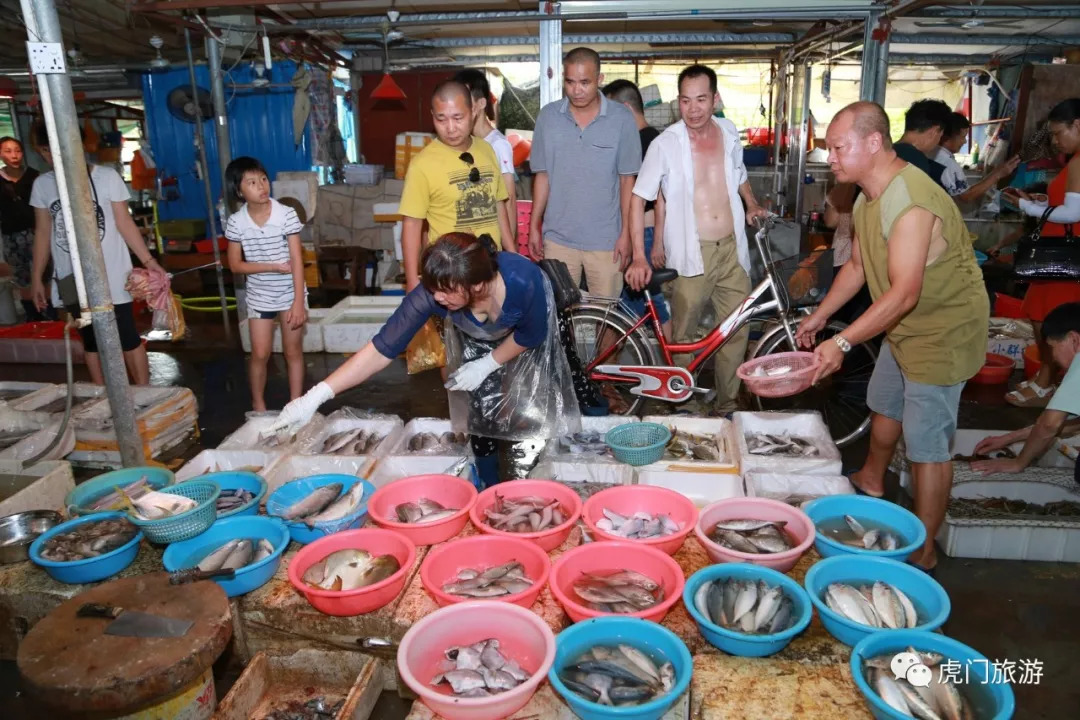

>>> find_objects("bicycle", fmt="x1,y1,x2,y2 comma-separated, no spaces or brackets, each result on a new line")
566,217,877,448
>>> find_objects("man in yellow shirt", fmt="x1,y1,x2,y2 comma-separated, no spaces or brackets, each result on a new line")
399,80,512,291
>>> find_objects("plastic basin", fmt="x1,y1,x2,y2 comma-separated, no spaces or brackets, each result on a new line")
64,466,175,516
682,563,812,657
470,479,582,552
548,617,693,720
851,630,1015,720
1023,343,1041,381
550,540,684,623
582,485,698,556
198,470,267,518
804,555,951,647
802,495,925,562
421,534,551,608
162,515,289,597
367,474,477,546
398,600,556,720
29,511,142,584
993,292,1024,319
693,497,815,572
265,474,375,545
971,353,1015,385
287,528,416,616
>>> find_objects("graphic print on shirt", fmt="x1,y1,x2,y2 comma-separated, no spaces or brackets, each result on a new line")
48,197,105,255
451,168,498,228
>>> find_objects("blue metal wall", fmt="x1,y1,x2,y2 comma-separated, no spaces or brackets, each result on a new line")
141,60,312,223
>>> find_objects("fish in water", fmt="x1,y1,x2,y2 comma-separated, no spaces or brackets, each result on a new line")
408,431,468,453
431,638,532,697
745,432,820,457
215,489,255,514
38,518,138,562
483,493,566,533
320,427,383,455
558,644,676,706
278,483,343,522
304,481,368,528
196,537,276,571
824,514,903,552
824,581,919,629
302,548,401,591
573,570,664,613
441,561,536,598
262,696,344,720
862,649,974,720
708,518,795,554
395,497,459,524
692,577,797,634
595,509,681,539
665,429,723,462
558,431,610,456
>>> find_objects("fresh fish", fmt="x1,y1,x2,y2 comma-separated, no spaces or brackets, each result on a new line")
323,427,364,454
434,639,531,697
441,561,536,598
38,518,138,563
483,493,566,533
253,538,275,563
573,570,664,612
558,431,610,456
221,539,253,570
394,497,459,524
198,539,241,572
301,548,400,591
215,489,255,514
745,432,820,457
871,581,907,630
693,578,797,635
596,509,682,539
305,481,367,527
871,668,914,715
824,582,916,628
261,695,345,720
861,650,977,720
664,428,724,462
821,514,905,552
708,518,794,555
559,646,674,707
125,488,197,520
408,431,468,454
279,483,343,521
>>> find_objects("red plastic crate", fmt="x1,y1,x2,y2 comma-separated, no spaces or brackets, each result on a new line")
516,200,536,259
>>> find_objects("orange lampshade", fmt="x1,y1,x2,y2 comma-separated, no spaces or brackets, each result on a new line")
371,73,406,101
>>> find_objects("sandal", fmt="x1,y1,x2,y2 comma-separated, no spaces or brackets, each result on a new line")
1005,381,1056,408
844,469,885,498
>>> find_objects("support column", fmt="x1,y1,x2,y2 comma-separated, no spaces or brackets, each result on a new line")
538,2,563,108
794,62,813,221
873,20,891,107
859,10,880,102
206,35,232,206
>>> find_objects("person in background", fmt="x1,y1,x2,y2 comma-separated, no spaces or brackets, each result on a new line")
971,302,1080,485
0,137,53,321
625,64,768,413
528,47,641,299
455,69,517,250
224,156,307,412
936,112,1020,204
401,80,512,291
823,182,874,324
603,78,672,339
800,101,989,573
29,124,161,385
893,99,951,189
1002,98,1080,407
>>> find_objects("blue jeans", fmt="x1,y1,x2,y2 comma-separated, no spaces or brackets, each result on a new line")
620,227,671,324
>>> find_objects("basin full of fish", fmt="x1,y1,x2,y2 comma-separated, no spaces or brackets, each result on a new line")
821,514,902,552
261,696,344,720
596,509,681,539
862,648,977,720
665,429,722,462
708,518,795,554
38,518,138,562
395,497,459,524
274,482,368,528
557,431,611,457
442,561,536,598
215,489,256,515
484,494,567,534
572,569,664,614
87,476,154,512
407,431,469,454
301,548,401,591
431,638,532,697
692,577,797,634
824,581,920,629
558,644,676,707
317,427,384,455
195,537,276,571
745,433,820,457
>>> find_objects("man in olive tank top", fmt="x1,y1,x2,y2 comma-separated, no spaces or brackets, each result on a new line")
796,101,989,573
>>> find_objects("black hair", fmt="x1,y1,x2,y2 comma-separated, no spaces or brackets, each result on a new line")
420,232,499,306
946,111,971,138
563,46,601,71
225,156,268,209
1042,302,1080,342
431,79,472,108
678,64,717,96
1048,98,1080,126
904,99,952,133
0,136,22,151
454,69,495,122
603,79,645,115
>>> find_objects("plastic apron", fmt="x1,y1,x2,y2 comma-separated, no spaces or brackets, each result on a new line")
443,273,582,442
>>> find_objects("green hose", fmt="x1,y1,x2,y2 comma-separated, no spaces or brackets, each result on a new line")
180,296,237,311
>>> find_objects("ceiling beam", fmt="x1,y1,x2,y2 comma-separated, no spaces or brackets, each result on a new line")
916,4,1080,19
891,33,1080,45
356,32,796,49
127,0,362,10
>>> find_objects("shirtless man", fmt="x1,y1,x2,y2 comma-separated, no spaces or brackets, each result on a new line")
627,64,767,412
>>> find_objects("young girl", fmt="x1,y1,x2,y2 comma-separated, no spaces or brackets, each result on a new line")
225,156,307,411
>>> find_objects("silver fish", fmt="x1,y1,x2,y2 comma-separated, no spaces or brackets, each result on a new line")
665,429,723,462
560,646,674,707
694,578,797,635
484,493,565,533
434,639,531,697
596,509,681,539
252,538,275,563
746,432,820,457
306,481,367,527
394,497,459,524
822,514,905,552
441,561,536,598
323,427,364,454
221,539,253,570
280,483,343,521
573,570,663,612
709,519,794,555
198,539,241,572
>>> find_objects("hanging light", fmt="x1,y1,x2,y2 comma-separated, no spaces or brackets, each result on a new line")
371,23,406,101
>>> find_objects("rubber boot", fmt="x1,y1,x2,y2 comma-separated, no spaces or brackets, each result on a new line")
474,453,500,490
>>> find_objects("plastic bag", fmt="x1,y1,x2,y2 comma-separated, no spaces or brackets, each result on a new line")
293,406,404,456
153,293,186,341
406,318,446,374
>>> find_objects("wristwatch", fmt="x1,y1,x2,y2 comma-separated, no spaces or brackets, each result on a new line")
833,335,852,353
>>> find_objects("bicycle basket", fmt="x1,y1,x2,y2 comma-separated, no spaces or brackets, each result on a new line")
771,248,834,308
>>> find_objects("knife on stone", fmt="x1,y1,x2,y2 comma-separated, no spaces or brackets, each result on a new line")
77,603,193,638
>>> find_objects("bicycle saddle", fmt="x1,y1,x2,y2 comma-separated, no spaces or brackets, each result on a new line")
649,268,679,285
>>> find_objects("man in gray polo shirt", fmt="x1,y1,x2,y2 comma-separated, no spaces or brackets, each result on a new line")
528,46,641,298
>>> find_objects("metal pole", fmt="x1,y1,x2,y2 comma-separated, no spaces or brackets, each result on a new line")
538,3,563,108
859,11,879,102
23,0,144,466
205,35,232,197
794,62,812,222
186,28,232,339
771,58,787,214
873,22,890,107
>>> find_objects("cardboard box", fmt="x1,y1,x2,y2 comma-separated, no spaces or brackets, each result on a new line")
395,132,434,179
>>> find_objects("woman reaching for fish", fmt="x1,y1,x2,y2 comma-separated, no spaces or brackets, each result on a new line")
267,233,583,489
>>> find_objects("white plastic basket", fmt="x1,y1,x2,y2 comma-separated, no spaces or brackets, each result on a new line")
634,468,748,508
293,412,404,456
175,449,277,483
733,411,842,476
639,415,741,474
218,412,326,452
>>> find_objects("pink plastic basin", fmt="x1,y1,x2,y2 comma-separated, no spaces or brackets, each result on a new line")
582,485,699,555
469,479,582,552
287,528,416,616
421,534,551,609
398,600,556,720
550,540,685,623
694,497,815,572
367,474,477,546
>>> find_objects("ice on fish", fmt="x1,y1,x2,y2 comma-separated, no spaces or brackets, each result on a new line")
558,644,676,707
595,509,681,539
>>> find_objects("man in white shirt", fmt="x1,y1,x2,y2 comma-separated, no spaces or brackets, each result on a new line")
935,111,1019,205
626,65,767,412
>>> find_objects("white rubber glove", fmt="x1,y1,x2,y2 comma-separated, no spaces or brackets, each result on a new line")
263,381,335,436
444,353,502,392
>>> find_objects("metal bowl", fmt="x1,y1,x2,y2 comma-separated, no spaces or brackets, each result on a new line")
0,510,63,564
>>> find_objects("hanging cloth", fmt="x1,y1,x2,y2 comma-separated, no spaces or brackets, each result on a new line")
290,65,312,146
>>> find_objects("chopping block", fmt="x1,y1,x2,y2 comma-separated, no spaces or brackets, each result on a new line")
17,571,232,718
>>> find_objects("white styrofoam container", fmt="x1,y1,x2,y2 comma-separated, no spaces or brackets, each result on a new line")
321,306,398,353
12,382,104,414
367,455,472,489
384,418,470,464
939,472,1080,561
218,412,326,452
66,424,195,469
987,317,1033,369
641,415,740,473
262,453,376,494
294,414,404,456
0,459,75,517
634,468,747,508
0,381,54,403
239,308,330,353
987,336,1032,369
536,415,636,484
0,418,75,463
175,449,277,483
744,471,854,505
733,411,842,476
332,295,404,310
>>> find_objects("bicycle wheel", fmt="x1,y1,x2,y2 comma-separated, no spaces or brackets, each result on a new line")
566,305,657,417
751,318,876,448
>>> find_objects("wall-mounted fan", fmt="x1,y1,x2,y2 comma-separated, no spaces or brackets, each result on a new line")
166,84,214,123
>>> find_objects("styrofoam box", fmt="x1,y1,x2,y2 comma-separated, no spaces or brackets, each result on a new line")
218,412,325,452
13,382,104,414
66,424,195,469
384,418,471,464
367,455,472,489
262,453,374,494
71,386,178,426
0,381,54,404
987,317,1033,369
535,415,636,484
239,308,330,353
0,418,75,463
321,306,398,353
733,411,842,476
641,416,740,474
332,295,404,310
0,336,85,364
634,468,747,508
175,449,278,483
940,473,1080,561
295,415,404,456
744,471,854,505
0,459,75,517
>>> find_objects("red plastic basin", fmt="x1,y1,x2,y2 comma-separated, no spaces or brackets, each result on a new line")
367,474,477,547
420,534,551,609
971,353,1015,385
582,485,698,555
469,479,582,552
694,497,815,573
1024,344,1041,381
994,292,1025,319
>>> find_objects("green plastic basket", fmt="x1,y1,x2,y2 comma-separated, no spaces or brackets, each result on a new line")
605,422,672,466
127,480,220,544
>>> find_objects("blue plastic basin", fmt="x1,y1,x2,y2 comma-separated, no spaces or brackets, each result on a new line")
64,466,175,516
162,515,289,597
29,511,143,584
264,474,375,545
198,471,267,518
803,495,926,562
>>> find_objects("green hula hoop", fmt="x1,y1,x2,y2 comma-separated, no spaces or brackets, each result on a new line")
180,296,238,311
